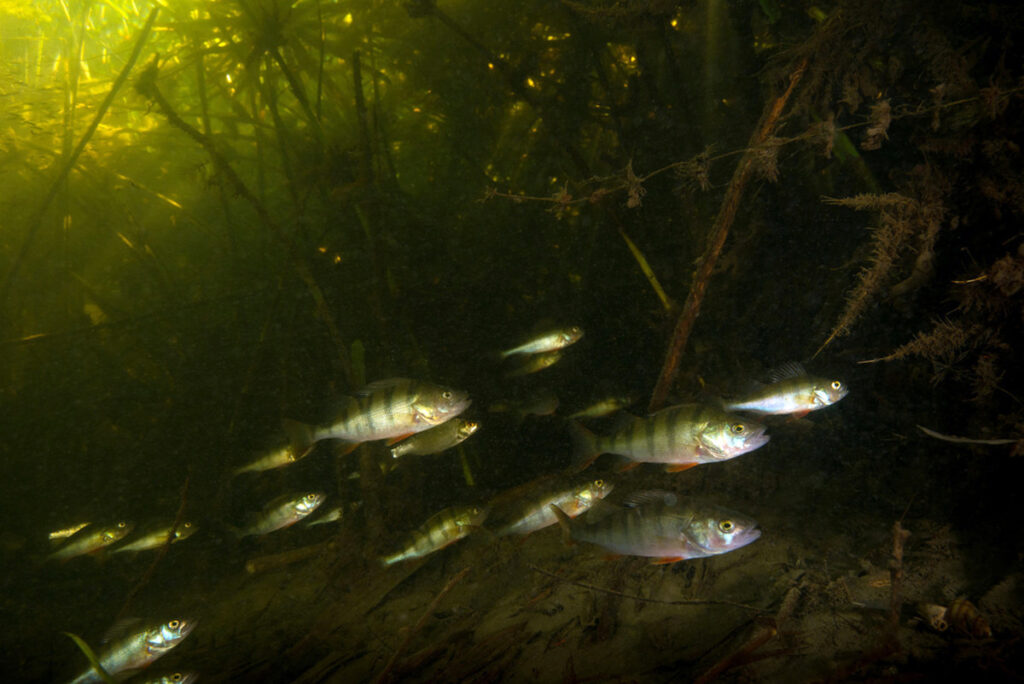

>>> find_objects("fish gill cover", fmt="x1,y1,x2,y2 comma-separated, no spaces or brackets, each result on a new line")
0,0,1023,682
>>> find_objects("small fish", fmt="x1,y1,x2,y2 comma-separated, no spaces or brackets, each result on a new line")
489,476,614,537
237,492,325,537
380,505,487,566
391,418,480,459
49,522,134,562
135,672,198,684
722,362,848,416
233,443,305,476
567,395,634,420
488,389,560,419
505,350,563,378
305,504,344,527
49,522,92,542
550,490,760,564
69,617,196,684
285,378,471,456
500,325,583,359
571,403,769,472
946,597,992,638
112,522,197,554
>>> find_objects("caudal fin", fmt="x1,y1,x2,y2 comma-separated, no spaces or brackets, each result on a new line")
568,421,600,471
282,418,316,459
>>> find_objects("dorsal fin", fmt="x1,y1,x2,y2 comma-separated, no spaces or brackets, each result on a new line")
353,378,412,396
102,617,143,643
767,362,807,384
622,490,678,508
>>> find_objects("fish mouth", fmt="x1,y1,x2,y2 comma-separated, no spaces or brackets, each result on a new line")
743,429,770,452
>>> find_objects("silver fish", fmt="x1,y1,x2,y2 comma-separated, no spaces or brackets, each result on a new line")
500,326,583,358
305,504,344,527
488,389,560,419
112,522,196,554
723,362,848,415
49,522,134,562
489,476,614,537
233,443,305,476
238,492,325,537
69,618,196,684
505,350,563,378
285,378,471,455
390,418,479,459
380,505,487,566
551,490,760,563
571,403,769,472
568,395,634,420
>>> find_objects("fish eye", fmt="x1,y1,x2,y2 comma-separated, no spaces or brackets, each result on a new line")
171,675,183,682
442,390,453,400
719,520,734,533
183,522,192,528
831,380,842,390
731,423,745,434
169,619,180,629
117,521,127,528
595,479,604,487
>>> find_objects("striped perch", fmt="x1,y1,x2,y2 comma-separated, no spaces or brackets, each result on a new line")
380,505,487,566
285,378,471,456
571,403,769,473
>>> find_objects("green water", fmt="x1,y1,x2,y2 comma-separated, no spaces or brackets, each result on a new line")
1,1,1022,681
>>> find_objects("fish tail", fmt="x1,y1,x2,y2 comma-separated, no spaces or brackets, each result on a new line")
548,504,574,547
282,418,315,459
568,421,600,471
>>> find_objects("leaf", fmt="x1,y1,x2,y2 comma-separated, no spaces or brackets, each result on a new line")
63,632,115,684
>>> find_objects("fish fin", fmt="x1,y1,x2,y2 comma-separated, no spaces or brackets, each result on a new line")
651,556,685,565
336,442,360,456
767,361,807,383
665,463,698,473
102,617,143,643
353,378,411,396
623,490,678,508
282,418,316,459
568,421,601,471
548,504,574,547
788,410,810,420
385,433,414,446
603,553,624,561
617,461,642,472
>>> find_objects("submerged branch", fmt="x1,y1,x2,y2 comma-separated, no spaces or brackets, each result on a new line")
648,59,807,412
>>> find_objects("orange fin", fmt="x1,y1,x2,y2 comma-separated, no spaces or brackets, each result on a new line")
337,442,360,456
385,433,414,446
665,463,697,473
651,556,684,565
618,461,642,472
788,410,810,420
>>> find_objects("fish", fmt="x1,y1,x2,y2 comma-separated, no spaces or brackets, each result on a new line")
488,476,614,537
237,492,325,537
380,505,487,566
135,672,198,684
390,418,480,459
567,395,634,420
49,522,134,562
504,350,563,378
570,403,769,472
284,378,471,456
68,617,196,684
722,362,848,416
550,490,760,564
500,325,583,359
488,389,560,419
305,503,348,527
112,522,197,554
233,443,305,476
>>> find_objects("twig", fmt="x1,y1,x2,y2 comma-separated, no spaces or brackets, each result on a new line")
649,58,807,411
373,566,472,684
527,564,763,612
888,521,910,635
916,424,1019,445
